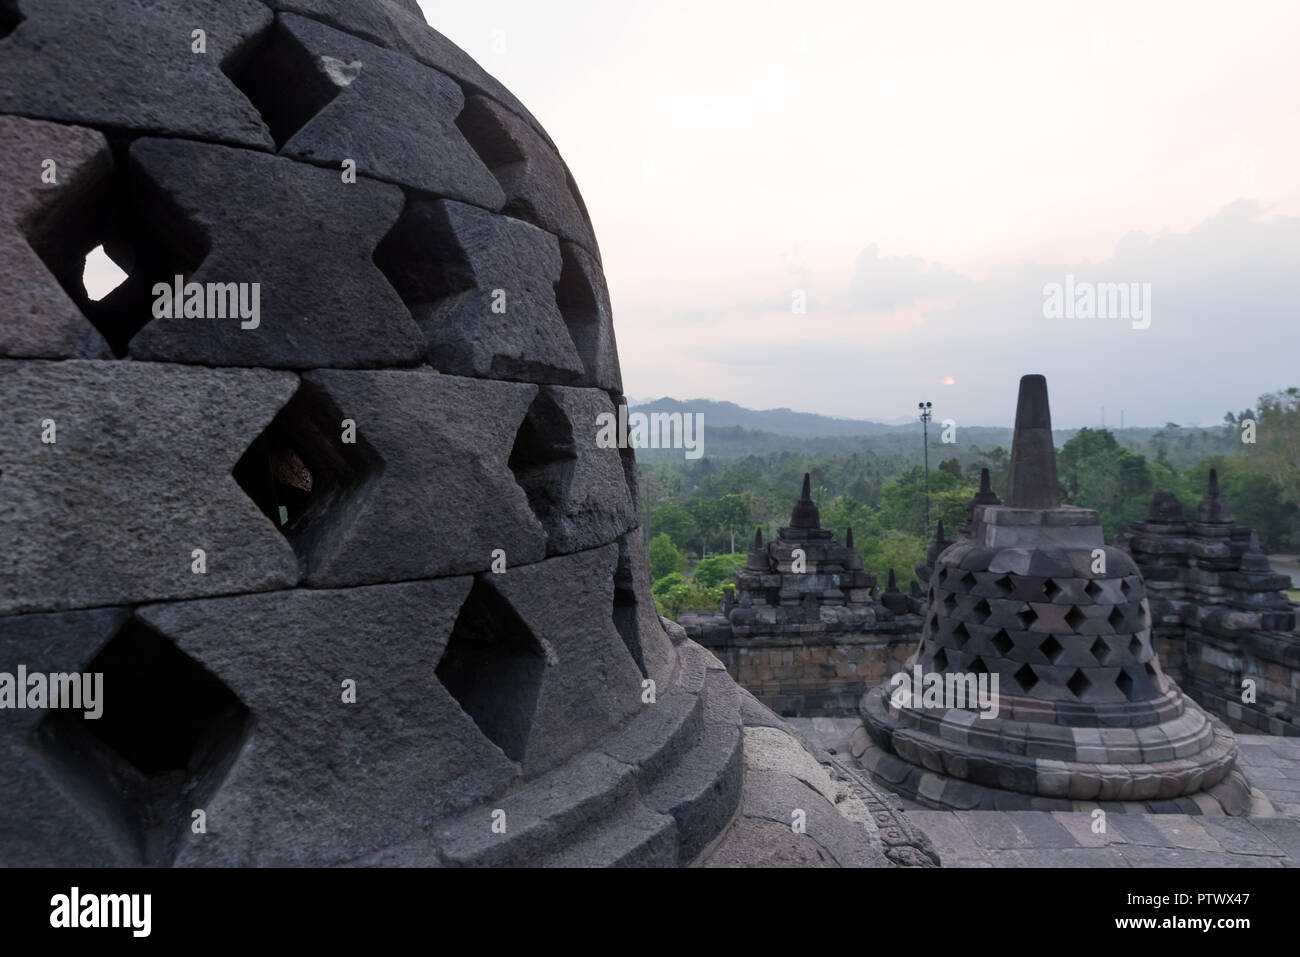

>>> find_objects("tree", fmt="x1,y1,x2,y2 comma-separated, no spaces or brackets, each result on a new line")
649,502,696,551
647,533,685,581
1057,428,1154,539
693,553,747,588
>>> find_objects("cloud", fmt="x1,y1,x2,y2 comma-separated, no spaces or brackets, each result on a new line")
619,201,1300,427
842,242,971,313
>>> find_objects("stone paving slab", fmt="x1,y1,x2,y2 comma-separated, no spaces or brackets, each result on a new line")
904,809,1297,867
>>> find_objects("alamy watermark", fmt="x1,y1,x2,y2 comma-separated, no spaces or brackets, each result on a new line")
1042,274,1151,329
0,666,103,719
151,275,260,329
595,407,704,460
889,665,1001,719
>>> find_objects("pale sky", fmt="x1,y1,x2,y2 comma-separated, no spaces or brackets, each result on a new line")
426,2,1300,426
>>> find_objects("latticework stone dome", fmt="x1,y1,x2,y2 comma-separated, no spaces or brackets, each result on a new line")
0,0,753,866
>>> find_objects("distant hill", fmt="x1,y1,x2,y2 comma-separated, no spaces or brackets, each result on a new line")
628,397,900,438
627,397,1234,468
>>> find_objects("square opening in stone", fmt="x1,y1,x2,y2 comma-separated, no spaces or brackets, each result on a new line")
436,578,547,764
25,143,207,356
0,0,23,38
223,19,342,149
1013,663,1039,693
32,617,249,865
1038,633,1064,663
232,378,382,564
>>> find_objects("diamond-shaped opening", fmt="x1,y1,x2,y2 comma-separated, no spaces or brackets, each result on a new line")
972,598,992,624
1067,668,1092,699
1064,605,1086,632
942,592,957,615
927,613,939,634
959,570,976,589
951,621,971,647
436,578,547,763
992,574,1013,596
26,144,207,357
969,655,989,676
931,648,949,672
1144,661,1158,679
372,197,476,353
1120,579,1133,599
1116,668,1138,701
1039,634,1064,663
32,617,250,866
937,567,948,587
1108,606,1125,630
0,0,23,39
612,537,648,679
223,19,342,149
990,628,1014,657
1090,636,1112,664
1084,579,1103,600
455,94,579,231
232,379,382,562
1017,605,1037,629
455,94,528,178
1129,635,1143,659
1013,663,1039,693
508,389,577,552
555,242,607,388
1043,578,1061,600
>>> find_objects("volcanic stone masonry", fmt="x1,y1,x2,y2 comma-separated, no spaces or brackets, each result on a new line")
1117,475,1299,738
682,474,922,716
0,0,933,868
852,375,1253,814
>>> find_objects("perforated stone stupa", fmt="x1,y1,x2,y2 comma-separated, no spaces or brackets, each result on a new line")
0,0,926,868
854,375,1251,814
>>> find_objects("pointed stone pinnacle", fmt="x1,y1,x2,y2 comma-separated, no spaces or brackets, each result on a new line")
1005,373,1061,508
753,526,763,548
935,519,946,541
788,472,821,529
979,468,992,494
887,568,898,591
1207,468,1220,497
846,527,855,549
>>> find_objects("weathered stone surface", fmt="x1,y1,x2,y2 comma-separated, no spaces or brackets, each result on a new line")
456,94,600,256
644,671,744,862
514,386,638,556
486,546,647,776
0,0,274,147
136,579,521,866
288,369,545,585
0,116,112,359
127,138,423,368
1005,374,1061,508
0,607,135,866
557,241,623,391
272,15,504,207
612,531,678,687
0,360,300,615
389,199,583,382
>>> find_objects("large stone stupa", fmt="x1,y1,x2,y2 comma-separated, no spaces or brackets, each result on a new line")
0,0,926,868
854,375,1251,814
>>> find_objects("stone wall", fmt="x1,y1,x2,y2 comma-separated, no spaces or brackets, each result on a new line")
687,618,918,716
1156,630,1300,738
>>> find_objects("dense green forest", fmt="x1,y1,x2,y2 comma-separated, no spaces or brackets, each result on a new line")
639,388,1300,617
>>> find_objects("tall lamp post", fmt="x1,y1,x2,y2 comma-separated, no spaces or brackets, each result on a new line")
918,401,933,536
